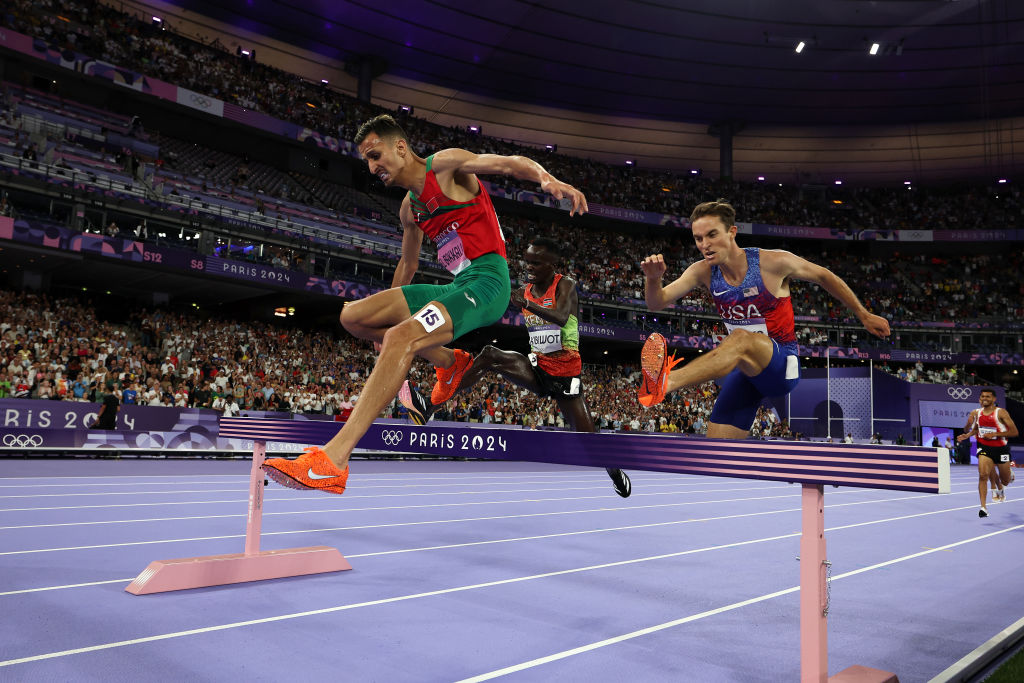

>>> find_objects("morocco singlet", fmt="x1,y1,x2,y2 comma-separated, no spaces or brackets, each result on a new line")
976,409,1009,448
407,155,507,274
523,274,581,377
710,248,797,355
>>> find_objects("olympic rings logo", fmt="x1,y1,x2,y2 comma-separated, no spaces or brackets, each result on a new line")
3,435,43,447
189,93,212,108
947,387,973,400
381,430,404,447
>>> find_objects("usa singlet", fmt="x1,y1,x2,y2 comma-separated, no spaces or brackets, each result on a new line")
523,274,581,377
710,248,797,354
408,155,507,274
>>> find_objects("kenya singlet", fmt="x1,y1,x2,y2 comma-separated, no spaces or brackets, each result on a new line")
710,248,797,354
408,155,507,274
523,274,581,377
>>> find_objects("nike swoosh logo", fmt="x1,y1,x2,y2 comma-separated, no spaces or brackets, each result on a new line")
464,292,477,306
307,468,338,480
444,375,456,385
713,290,730,296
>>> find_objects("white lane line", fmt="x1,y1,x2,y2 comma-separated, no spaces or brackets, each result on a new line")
0,579,132,596
1,503,808,598
0,472,646,483
0,490,813,556
0,475,703,490
0,482,789,513
0,489,248,499
0,491,981,597
0,481,753,500
342,499,1000,560
0,479,712,493
0,485,944,531
3,513,1017,669
0,532,801,668
0,488,959,558
455,523,1024,682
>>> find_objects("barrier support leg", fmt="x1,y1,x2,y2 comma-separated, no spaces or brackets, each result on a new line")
801,483,829,683
244,440,266,555
126,440,351,595
801,484,899,683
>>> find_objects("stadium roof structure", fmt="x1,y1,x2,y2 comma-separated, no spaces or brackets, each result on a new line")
176,0,1023,126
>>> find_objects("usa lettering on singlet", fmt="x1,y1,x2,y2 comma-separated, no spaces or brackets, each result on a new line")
408,155,506,274
710,248,799,379
710,248,797,350
523,273,581,377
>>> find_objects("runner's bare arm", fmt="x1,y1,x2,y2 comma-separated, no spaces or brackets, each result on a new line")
430,148,588,216
391,197,424,288
765,250,890,339
998,408,1019,439
957,409,979,442
642,256,707,311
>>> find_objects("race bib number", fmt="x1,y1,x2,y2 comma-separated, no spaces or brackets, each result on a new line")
724,322,769,336
414,304,446,333
528,325,563,353
436,226,470,274
979,426,1003,439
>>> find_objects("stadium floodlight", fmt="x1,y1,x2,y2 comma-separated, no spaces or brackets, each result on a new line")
869,43,880,55
795,41,805,54
625,159,635,166
834,180,843,185
757,176,765,181
997,178,1008,184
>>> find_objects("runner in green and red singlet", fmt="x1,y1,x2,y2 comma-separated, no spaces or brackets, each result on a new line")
263,114,588,494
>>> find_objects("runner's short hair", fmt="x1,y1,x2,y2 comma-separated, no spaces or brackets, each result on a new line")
354,114,409,145
689,199,736,227
528,236,562,258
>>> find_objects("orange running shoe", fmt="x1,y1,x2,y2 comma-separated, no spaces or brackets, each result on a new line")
431,348,473,405
638,333,683,407
262,446,349,494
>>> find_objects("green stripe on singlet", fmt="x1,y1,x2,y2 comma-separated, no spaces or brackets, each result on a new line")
408,155,477,219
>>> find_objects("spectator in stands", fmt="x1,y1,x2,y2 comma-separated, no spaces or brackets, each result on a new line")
90,381,119,430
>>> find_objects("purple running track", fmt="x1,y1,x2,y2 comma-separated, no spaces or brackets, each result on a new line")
0,459,1019,681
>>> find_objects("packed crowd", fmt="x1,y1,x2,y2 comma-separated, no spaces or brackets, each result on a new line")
3,0,1020,231
496,215,1024,326
0,286,870,439
0,288,729,432
2,2,1020,334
